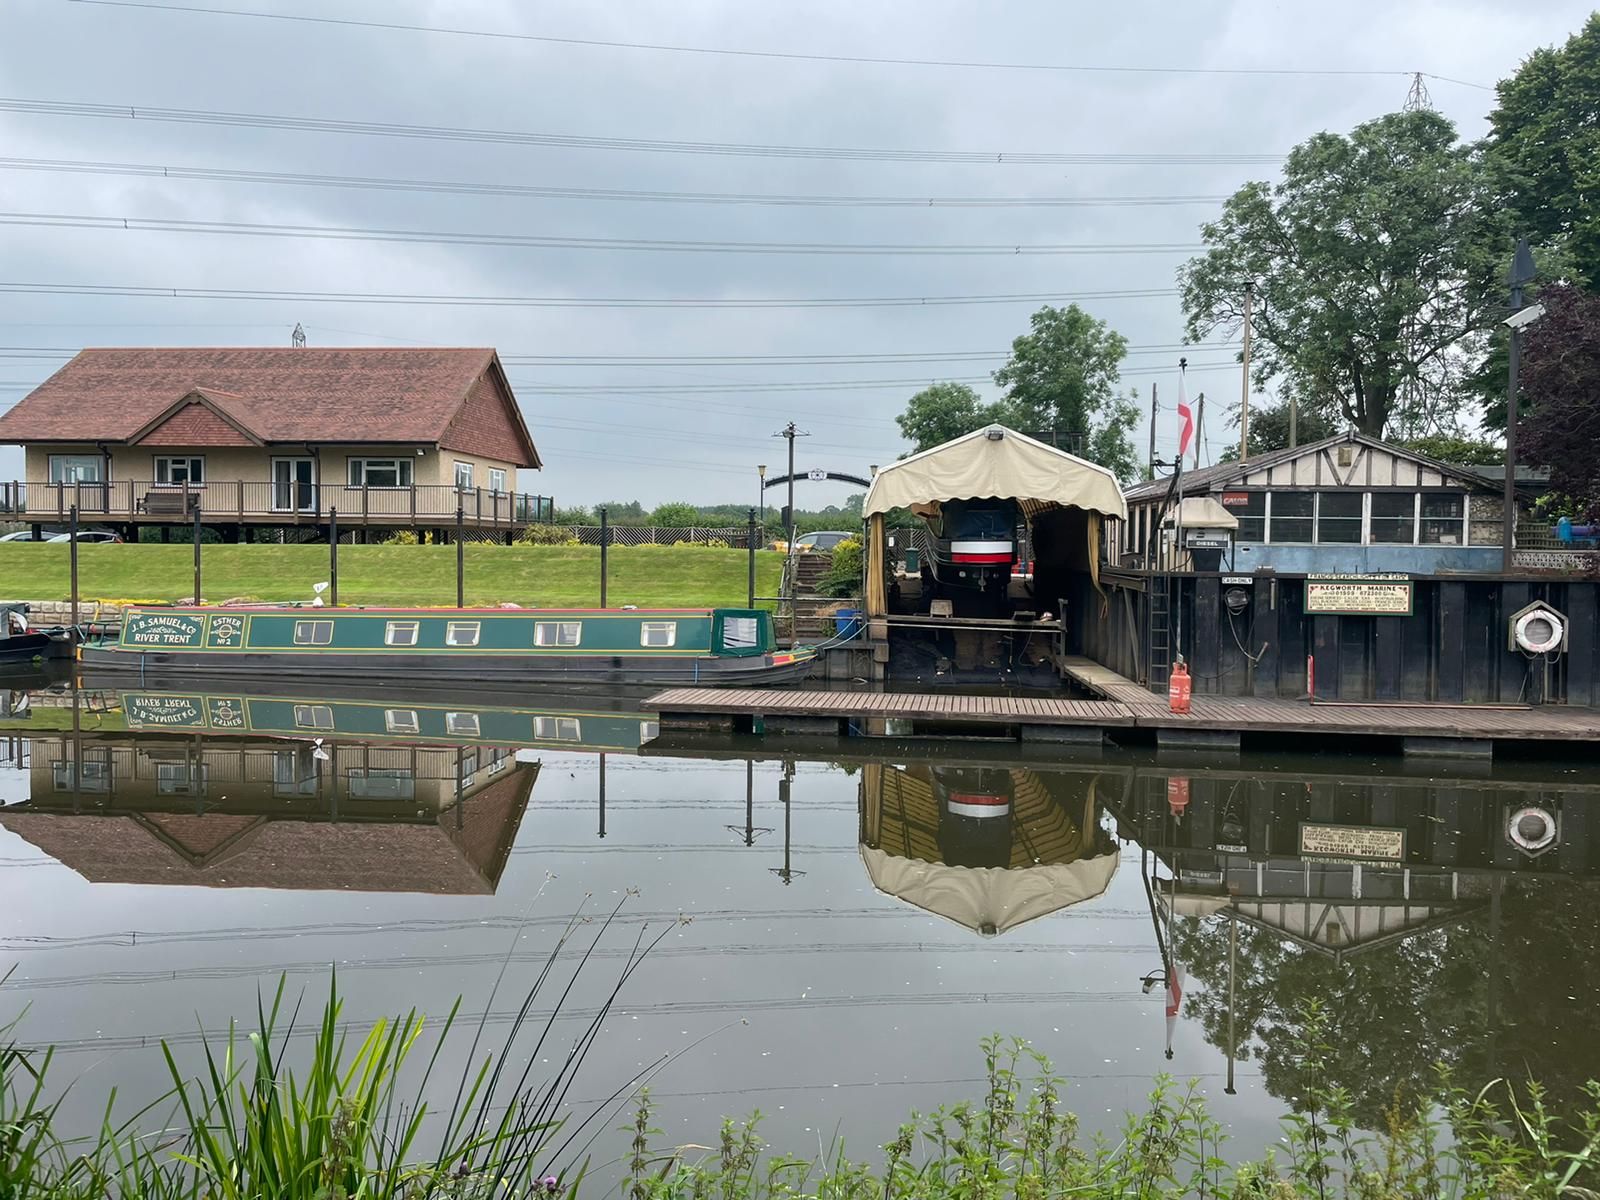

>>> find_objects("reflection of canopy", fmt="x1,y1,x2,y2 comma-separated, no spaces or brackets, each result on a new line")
860,846,1118,936
863,425,1127,519
1161,497,1238,530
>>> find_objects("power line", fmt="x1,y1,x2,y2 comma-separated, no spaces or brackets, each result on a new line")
62,0,1493,89
0,211,1206,256
0,97,1286,166
0,282,1183,310
0,156,1230,210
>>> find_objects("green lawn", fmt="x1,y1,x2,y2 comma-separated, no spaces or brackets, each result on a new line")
0,543,784,608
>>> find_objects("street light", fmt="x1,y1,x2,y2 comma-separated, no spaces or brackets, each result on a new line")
1503,238,1538,573
757,464,767,523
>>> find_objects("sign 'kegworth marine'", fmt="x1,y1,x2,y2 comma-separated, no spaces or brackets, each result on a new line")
1303,576,1414,617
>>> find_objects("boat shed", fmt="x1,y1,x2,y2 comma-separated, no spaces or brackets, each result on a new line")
862,424,1127,620
1114,432,1519,576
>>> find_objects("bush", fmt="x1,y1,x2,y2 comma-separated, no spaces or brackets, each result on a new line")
672,537,730,549
553,504,594,525
382,530,420,546
648,502,702,528
515,525,581,546
815,538,862,598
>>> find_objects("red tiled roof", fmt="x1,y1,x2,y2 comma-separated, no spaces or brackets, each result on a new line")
0,347,540,468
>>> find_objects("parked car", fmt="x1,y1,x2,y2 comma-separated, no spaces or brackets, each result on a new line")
44,530,123,544
0,529,60,542
770,530,855,554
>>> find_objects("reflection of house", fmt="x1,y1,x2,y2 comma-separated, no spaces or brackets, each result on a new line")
1114,433,1526,575
0,735,536,893
0,347,549,539
859,762,1118,935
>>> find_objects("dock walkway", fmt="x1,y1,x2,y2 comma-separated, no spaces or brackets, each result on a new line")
647,656,1600,751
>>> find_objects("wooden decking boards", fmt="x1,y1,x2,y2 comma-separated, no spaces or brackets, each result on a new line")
646,656,1600,745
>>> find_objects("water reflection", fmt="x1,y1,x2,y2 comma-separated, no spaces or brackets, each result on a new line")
0,674,1597,1160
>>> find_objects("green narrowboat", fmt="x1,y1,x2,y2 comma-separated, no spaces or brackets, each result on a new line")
79,605,815,686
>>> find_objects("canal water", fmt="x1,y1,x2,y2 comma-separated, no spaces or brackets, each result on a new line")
1,673,1596,1180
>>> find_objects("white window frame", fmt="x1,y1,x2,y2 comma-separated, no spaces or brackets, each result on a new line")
1368,493,1420,546
347,458,413,488
48,454,102,484
293,704,335,730
445,620,481,647
640,621,678,648
488,468,507,492
156,761,207,795
639,719,660,743
454,461,474,489
346,767,417,801
534,715,582,741
384,708,420,734
293,619,334,645
154,456,205,487
445,711,480,736
534,621,582,647
384,620,420,646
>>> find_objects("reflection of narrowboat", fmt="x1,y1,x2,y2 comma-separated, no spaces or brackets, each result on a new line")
79,605,813,685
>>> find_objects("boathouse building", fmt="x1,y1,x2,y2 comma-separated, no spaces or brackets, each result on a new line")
0,347,549,541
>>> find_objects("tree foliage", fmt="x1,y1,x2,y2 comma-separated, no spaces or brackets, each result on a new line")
646,501,702,528
1519,283,1600,519
1218,401,1338,462
1486,14,1600,290
895,382,1003,453
1181,110,1506,439
1394,433,1505,467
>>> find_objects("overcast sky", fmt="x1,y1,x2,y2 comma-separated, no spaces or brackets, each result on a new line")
1,0,1591,508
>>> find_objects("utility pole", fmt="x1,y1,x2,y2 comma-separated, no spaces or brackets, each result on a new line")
1147,382,1158,478
1503,238,1537,573
1194,393,1205,469
1289,394,1298,449
772,422,808,550
1238,280,1255,462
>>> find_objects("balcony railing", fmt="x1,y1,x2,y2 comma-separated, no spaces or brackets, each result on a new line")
0,481,555,527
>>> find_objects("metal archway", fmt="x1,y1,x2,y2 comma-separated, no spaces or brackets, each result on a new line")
763,470,874,490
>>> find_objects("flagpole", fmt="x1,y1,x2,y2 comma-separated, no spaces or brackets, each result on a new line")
1174,358,1187,665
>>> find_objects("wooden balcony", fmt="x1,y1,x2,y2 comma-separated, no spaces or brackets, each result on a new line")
0,481,555,530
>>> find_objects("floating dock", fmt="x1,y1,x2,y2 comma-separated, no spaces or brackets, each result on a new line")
647,657,1600,755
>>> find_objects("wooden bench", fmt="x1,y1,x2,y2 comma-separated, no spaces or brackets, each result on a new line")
137,491,201,516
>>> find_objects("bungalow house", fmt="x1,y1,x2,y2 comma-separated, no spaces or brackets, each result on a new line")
1113,432,1526,575
0,347,548,540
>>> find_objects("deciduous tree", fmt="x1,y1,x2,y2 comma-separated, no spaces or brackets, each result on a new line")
895,382,1004,453
1518,283,1600,518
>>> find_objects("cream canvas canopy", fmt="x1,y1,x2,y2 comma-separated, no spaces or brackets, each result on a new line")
863,425,1127,519
1161,496,1238,530
860,846,1118,936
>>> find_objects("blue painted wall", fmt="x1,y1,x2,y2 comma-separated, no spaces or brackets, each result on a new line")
1226,542,1502,575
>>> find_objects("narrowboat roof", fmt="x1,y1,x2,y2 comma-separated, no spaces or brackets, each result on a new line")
131,605,723,615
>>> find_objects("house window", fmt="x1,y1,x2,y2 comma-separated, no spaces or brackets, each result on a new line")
1227,493,1265,541
347,458,413,488
272,748,318,797
534,716,582,741
446,711,480,736
1420,493,1465,545
346,768,416,800
534,621,582,647
640,621,677,648
454,461,474,489
445,620,480,647
156,761,207,796
293,619,334,645
48,454,102,484
1315,493,1363,544
1370,494,1418,544
489,468,507,492
154,456,205,486
384,621,420,646
293,704,334,730
384,708,419,734
52,754,110,793
1269,492,1313,543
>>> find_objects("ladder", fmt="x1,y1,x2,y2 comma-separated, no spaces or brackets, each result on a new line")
1147,573,1173,690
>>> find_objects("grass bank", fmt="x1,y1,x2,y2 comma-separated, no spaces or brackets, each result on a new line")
0,543,783,608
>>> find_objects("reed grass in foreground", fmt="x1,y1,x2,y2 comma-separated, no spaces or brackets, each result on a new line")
6,981,1600,1198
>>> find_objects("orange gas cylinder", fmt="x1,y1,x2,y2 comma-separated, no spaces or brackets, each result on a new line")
1168,661,1192,714
1167,775,1191,817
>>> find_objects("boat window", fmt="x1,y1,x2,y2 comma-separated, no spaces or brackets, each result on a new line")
534,716,582,741
293,704,334,730
52,754,110,793
446,711,480,736
638,720,660,743
346,768,416,801
385,621,420,646
156,762,207,796
640,621,677,648
445,621,481,647
534,621,582,647
721,616,759,651
293,620,334,646
384,708,419,734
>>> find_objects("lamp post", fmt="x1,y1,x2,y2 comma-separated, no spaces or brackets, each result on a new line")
757,464,767,523
1503,238,1538,574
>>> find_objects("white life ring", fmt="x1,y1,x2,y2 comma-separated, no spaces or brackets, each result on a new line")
1514,608,1565,655
1508,806,1558,853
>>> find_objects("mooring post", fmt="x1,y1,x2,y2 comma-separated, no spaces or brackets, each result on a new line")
456,505,465,607
747,507,758,608
597,752,607,839
599,506,609,607
329,507,339,607
68,504,79,628
192,502,202,603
